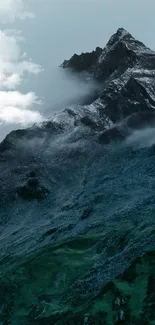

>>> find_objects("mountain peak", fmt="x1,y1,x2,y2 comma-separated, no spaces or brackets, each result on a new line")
116,27,129,34
61,28,154,78
108,27,133,45
115,27,132,37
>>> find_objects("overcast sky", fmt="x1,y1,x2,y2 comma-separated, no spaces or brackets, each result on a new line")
0,0,155,139
14,0,155,63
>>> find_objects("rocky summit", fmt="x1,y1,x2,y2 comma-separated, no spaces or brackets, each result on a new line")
1,28,155,324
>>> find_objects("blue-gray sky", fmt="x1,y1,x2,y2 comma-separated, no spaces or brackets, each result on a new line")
17,0,155,64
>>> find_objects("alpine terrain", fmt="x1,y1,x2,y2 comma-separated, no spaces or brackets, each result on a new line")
0,28,155,324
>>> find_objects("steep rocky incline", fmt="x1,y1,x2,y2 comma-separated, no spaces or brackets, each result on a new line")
1,27,155,214
1,28,155,325
61,46,102,72
61,28,155,141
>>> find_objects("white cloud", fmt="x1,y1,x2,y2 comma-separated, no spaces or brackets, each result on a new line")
0,0,34,23
0,91,43,125
0,73,21,89
0,91,38,107
0,30,42,89
0,1,44,130
0,106,43,125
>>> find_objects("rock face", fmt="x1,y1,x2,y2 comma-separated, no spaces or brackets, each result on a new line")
17,172,49,200
1,28,155,325
61,46,102,72
62,27,155,130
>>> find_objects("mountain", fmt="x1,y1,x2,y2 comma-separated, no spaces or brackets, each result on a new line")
62,27,155,141
1,28,155,324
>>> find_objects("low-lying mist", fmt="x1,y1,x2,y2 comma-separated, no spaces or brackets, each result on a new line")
125,127,155,149
0,67,100,141
41,67,100,117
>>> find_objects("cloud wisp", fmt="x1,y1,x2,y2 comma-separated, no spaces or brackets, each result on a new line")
0,0,43,131
0,0,34,23
125,127,155,149
0,90,42,124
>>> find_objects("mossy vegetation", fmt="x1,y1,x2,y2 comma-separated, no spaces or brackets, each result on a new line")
1,232,155,324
